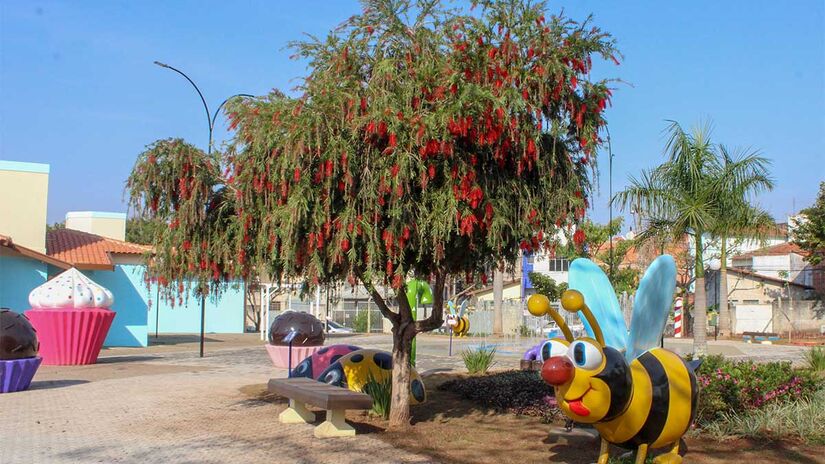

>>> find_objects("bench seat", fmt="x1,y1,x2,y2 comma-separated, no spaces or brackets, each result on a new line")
268,377,373,438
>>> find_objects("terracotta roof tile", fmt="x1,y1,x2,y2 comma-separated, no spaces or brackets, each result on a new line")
46,229,151,269
732,242,807,260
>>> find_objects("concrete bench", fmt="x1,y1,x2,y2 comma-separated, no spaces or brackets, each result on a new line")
268,377,373,438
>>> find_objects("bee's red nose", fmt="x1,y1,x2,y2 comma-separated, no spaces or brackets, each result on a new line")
541,356,574,386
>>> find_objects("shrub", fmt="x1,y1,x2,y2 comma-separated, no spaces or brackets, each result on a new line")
691,354,823,426
362,374,393,419
701,388,825,444
462,344,496,374
804,346,825,373
439,370,561,422
352,310,368,333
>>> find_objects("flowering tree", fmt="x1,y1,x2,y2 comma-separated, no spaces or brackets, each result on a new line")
127,0,619,427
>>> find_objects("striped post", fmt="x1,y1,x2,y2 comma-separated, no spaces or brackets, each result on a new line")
674,297,683,338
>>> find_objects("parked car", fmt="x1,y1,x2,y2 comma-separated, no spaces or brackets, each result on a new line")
325,319,354,334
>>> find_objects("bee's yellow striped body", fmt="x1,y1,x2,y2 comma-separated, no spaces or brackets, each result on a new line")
595,348,698,449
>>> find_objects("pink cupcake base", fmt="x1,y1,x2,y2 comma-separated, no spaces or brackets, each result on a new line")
265,344,322,369
25,308,115,366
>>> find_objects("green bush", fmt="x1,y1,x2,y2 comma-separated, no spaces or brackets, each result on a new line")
439,370,561,423
462,343,496,374
701,389,825,444
362,374,393,419
352,310,368,333
804,346,825,373
691,355,822,426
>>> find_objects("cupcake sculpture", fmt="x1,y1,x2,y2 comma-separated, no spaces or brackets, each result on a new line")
25,268,115,365
0,309,42,393
265,311,325,369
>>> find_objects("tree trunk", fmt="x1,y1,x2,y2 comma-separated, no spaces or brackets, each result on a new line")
388,323,414,429
717,236,731,337
492,264,504,335
693,235,708,355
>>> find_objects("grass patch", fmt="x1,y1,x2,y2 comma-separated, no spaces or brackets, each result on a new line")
362,374,393,419
462,343,496,374
701,389,825,444
804,346,825,373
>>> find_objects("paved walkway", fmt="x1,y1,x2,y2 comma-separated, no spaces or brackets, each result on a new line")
0,333,813,463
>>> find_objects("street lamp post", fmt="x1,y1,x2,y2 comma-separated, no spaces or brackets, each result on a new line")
154,60,253,358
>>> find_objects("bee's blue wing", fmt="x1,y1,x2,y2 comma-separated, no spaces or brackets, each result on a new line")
568,258,628,352
458,300,468,317
627,255,677,361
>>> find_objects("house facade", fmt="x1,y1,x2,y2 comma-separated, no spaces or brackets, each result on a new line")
0,159,245,347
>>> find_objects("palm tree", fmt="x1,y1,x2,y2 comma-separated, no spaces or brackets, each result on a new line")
613,120,720,355
713,146,774,337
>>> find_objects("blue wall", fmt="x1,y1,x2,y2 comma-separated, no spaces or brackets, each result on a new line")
146,281,246,335
86,265,151,348
0,255,47,311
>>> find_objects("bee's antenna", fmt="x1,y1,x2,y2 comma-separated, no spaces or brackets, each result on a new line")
561,290,605,346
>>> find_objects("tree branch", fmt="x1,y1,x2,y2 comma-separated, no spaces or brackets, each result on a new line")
356,269,399,325
415,269,446,333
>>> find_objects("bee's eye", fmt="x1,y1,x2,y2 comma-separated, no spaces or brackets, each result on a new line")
568,341,603,370
540,339,569,362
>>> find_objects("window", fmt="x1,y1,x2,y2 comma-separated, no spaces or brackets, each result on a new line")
547,258,569,272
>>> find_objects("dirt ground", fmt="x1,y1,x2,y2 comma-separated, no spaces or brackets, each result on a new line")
240,373,825,464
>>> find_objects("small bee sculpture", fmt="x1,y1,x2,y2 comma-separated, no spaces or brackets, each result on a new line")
528,255,699,464
445,299,470,337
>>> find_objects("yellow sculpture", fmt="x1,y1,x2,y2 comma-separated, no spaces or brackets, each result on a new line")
534,289,699,464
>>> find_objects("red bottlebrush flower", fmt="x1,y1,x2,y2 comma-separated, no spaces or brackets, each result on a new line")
522,89,529,100
378,121,388,138
293,168,301,182
481,273,488,285
338,180,346,192
386,260,393,275
527,47,534,59
182,240,192,251
341,238,350,252
199,259,207,270
391,164,400,178
325,159,334,177
170,219,179,229
573,228,586,247
392,274,402,289
428,164,436,179
360,97,368,113
401,226,411,240
477,36,484,46
366,25,374,34
570,75,577,90
527,139,537,157
488,47,497,59
388,133,397,148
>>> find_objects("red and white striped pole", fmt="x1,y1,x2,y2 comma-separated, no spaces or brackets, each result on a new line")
674,297,683,338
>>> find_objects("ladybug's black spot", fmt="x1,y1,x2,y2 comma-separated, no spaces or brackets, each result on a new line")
348,345,361,351
292,359,312,378
411,379,425,402
330,354,343,364
373,352,392,370
318,347,329,355
350,353,364,363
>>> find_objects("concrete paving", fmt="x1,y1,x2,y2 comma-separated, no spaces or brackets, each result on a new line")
0,333,813,463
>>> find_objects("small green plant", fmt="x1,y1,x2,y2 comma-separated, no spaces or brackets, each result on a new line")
516,324,533,337
804,346,825,373
462,343,496,374
362,374,392,419
352,310,369,333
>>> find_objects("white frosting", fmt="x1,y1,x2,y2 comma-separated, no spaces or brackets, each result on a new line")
29,268,114,309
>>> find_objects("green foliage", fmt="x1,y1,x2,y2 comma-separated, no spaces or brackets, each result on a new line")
362,374,393,419
46,221,65,233
793,182,825,266
804,346,825,373
701,389,825,444
690,355,823,426
352,310,369,333
125,218,164,245
528,272,567,301
128,0,620,300
610,267,640,295
462,343,496,374
439,370,560,422
516,324,534,337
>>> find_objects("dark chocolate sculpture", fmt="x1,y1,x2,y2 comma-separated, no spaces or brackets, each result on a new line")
0,309,39,360
268,311,325,346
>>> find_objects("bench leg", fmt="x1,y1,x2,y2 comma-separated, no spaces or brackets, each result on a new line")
314,409,355,438
279,399,316,424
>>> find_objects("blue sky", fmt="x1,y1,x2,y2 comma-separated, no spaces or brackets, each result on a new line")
1,1,823,228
